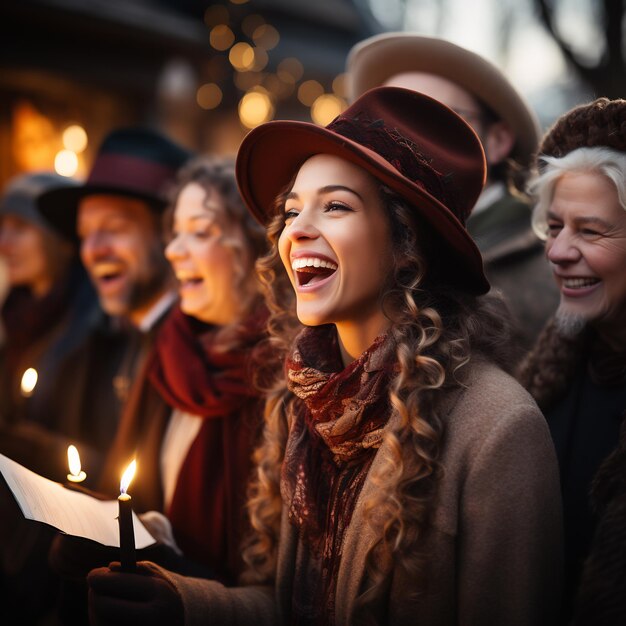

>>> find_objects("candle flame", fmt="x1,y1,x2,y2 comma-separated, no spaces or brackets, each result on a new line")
120,460,136,495
67,445,82,476
20,368,38,396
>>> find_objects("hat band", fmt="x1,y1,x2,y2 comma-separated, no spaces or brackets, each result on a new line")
87,153,178,200
328,114,464,222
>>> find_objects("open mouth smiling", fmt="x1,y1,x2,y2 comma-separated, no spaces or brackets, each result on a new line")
291,256,338,287
92,262,125,284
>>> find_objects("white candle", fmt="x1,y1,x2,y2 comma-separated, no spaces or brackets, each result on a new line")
118,460,137,572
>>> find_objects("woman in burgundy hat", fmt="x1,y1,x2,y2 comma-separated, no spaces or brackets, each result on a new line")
87,88,562,626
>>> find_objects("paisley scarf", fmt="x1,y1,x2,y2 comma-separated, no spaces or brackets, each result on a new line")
283,325,397,625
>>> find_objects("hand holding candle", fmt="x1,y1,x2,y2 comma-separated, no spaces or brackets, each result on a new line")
118,460,137,573
66,444,87,483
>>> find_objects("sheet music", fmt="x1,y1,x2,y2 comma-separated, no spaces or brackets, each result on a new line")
0,453,155,549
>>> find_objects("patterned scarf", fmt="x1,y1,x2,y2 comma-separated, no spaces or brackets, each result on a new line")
283,325,397,625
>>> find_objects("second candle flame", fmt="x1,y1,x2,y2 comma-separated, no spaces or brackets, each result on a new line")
120,460,137,495
67,445,82,476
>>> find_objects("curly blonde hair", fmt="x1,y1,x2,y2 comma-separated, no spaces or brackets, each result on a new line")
241,183,513,619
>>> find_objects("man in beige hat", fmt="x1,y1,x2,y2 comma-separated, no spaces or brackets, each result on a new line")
347,33,559,355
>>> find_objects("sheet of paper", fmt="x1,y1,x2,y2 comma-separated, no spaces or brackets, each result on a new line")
0,453,155,549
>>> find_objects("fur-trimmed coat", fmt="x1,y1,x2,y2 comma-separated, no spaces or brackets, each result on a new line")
151,358,563,626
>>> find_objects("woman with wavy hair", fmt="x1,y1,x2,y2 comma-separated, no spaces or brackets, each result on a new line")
86,88,562,626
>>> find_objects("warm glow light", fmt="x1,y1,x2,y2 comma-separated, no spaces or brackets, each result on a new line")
209,24,235,51
120,460,137,495
251,47,269,72
229,42,255,71
54,150,78,177
229,0,249,4
68,445,82,476
277,58,304,84
332,73,348,98
196,83,223,110
62,125,88,153
242,14,265,38
311,94,346,126
252,24,279,50
20,368,38,396
234,71,263,91
238,90,274,129
298,80,324,106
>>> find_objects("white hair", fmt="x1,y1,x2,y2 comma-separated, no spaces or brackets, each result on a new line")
528,146,626,240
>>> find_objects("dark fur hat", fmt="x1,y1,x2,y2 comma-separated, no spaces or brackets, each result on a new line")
539,97,626,159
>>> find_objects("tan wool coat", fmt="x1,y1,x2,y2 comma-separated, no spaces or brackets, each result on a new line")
154,358,563,626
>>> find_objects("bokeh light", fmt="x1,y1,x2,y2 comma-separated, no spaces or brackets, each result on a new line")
210,25,235,51
229,42,255,71
310,94,345,126
238,89,274,129
242,14,265,38
277,58,304,84
332,73,348,99
54,150,78,177
252,24,280,50
298,80,324,106
62,125,87,153
196,83,223,110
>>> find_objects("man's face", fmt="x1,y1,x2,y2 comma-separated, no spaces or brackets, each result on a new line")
77,195,170,324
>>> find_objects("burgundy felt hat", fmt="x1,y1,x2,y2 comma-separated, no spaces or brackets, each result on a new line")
236,86,489,294
39,127,193,240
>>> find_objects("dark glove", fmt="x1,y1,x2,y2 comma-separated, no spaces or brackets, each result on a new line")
87,561,184,626
49,533,118,581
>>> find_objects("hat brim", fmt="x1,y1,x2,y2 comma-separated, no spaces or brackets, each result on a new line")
38,185,167,242
347,33,540,166
236,119,489,294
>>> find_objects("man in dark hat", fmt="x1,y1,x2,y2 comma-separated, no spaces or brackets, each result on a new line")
347,34,559,358
0,128,191,625
40,126,192,411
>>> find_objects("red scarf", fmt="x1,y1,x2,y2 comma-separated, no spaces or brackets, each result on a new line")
146,306,266,580
283,325,397,625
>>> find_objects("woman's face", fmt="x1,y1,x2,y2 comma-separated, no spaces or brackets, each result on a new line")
278,154,393,333
546,171,626,337
0,214,57,296
166,182,242,326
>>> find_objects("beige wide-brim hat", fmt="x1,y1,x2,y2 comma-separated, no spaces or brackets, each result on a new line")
347,33,540,167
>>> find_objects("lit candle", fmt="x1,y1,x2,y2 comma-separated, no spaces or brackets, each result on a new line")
20,368,38,397
66,445,87,483
118,460,137,572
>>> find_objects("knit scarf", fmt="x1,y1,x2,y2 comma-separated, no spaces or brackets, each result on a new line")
283,325,397,625
146,305,266,578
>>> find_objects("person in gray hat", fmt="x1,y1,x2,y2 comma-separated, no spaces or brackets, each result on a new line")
347,33,559,358
0,171,102,478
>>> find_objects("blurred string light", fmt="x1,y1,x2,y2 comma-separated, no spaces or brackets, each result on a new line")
332,73,348,99
197,83,223,109
252,24,279,50
311,94,346,126
298,80,324,106
238,88,274,128
210,25,235,51
229,42,255,71
242,14,265,37
55,149,78,177
277,58,304,84
62,125,87,153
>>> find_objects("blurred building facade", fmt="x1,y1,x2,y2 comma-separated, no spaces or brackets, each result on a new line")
0,0,377,186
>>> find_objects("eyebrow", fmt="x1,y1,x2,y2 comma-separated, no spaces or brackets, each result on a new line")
547,211,613,229
285,185,364,202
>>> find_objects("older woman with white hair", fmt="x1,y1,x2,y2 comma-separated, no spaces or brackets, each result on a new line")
519,97,626,626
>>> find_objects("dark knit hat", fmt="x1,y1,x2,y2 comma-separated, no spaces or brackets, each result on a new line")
539,97,626,159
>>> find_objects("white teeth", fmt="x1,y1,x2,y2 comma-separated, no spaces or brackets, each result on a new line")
92,263,123,277
563,277,599,289
291,257,338,271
